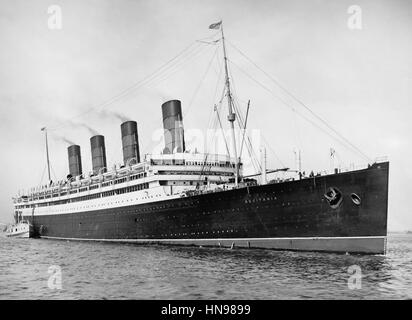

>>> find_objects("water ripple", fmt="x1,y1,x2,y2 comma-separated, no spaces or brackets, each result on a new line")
0,234,411,299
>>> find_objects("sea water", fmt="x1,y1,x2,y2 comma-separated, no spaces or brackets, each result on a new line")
0,233,411,299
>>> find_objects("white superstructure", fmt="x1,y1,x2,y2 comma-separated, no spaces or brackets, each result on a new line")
14,153,243,218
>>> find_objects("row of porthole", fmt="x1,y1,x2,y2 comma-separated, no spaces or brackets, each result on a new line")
137,202,297,219
41,191,361,214
27,182,151,207
245,197,318,205
245,197,278,204
136,207,313,222
20,193,284,210
33,198,322,216
159,230,236,237
181,223,202,228
42,195,166,212
150,202,337,222
150,200,199,210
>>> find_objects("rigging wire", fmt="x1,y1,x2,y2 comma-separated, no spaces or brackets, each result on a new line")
193,49,226,173
149,44,214,87
261,135,286,168
227,62,262,173
227,40,372,163
109,43,213,158
184,45,219,118
228,62,261,172
38,165,47,186
48,41,211,131
231,77,285,169
214,103,231,159
211,59,225,106
50,164,58,182
96,43,210,108
227,58,371,163
232,99,261,173
196,87,227,187
238,100,250,161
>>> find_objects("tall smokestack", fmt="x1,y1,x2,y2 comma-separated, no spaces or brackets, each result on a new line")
161,100,185,154
90,135,107,174
67,145,82,177
121,121,140,165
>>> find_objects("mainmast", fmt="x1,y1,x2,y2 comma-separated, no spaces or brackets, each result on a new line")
41,127,51,182
213,21,239,186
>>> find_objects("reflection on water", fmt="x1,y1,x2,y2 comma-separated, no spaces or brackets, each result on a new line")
0,234,411,299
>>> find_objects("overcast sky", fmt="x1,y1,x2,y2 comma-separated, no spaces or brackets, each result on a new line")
0,0,411,230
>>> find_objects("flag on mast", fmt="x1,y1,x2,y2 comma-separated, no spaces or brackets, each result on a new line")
209,21,222,30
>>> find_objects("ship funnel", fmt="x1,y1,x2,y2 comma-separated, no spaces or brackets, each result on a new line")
161,100,185,154
67,145,82,177
121,121,140,166
90,135,107,174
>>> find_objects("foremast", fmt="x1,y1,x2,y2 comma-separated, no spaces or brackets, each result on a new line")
41,127,51,183
212,21,239,186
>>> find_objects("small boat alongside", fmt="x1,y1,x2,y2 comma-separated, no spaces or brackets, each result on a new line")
6,221,32,238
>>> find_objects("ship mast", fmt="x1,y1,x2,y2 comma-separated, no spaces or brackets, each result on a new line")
219,22,239,186
41,127,51,182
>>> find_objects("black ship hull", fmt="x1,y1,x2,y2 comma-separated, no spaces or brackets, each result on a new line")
26,162,389,254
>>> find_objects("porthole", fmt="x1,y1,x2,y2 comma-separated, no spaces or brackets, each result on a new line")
351,193,361,205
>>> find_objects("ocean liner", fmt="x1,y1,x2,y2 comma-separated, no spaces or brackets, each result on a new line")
12,22,389,254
